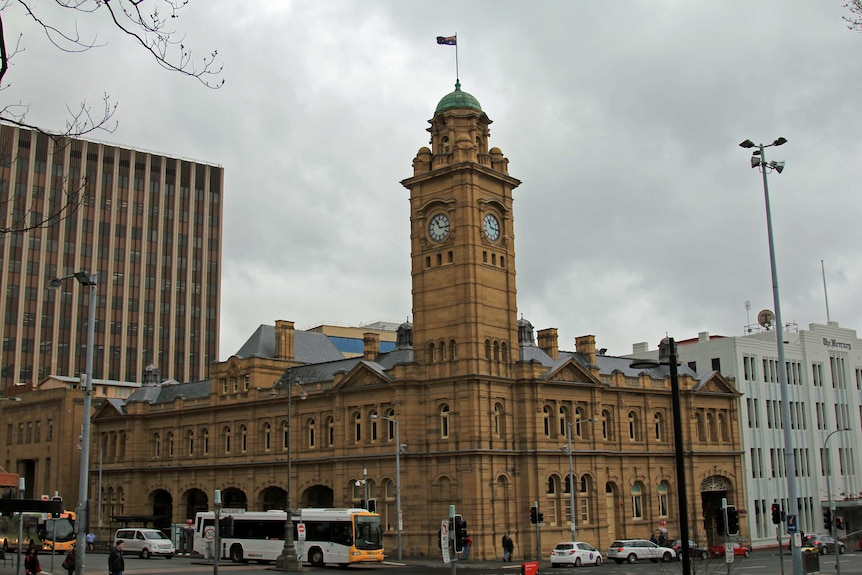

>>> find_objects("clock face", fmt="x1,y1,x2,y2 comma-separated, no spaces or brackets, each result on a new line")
429,213,450,242
483,213,500,241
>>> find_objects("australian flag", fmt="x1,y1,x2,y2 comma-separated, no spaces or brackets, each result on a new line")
436,35,457,46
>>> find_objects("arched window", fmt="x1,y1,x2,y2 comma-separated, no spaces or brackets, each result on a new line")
308,418,316,448
442,136,450,154
631,483,644,519
152,432,161,458
559,406,569,437
240,425,247,452
718,412,729,441
449,339,456,360
485,339,491,359
325,416,334,447
282,421,289,449
440,404,450,438
428,342,435,363
439,340,446,361
654,412,666,442
263,423,271,451
166,432,174,458
187,429,195,456
628,411,640,441
601,409,613,440
657,481,669,517
543,406,552,436
384,409,396,441
494,340,500,361
706,412,717,441
202,428,209,455
354,412,362,443
695,412,705,441
547,475,558,494
370,410,379,442
579,476,591,524
493,403,501,436
224,426,231,453
501,341,508,363
575,407,585,438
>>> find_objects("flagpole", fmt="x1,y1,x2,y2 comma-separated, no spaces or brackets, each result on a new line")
455,34,460,81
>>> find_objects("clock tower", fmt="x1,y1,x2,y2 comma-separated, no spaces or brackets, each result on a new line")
401,82,521,376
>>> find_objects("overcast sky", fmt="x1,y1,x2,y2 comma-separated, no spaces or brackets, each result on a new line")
6,1,862,361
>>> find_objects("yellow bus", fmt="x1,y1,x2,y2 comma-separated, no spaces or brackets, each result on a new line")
42,512,77,553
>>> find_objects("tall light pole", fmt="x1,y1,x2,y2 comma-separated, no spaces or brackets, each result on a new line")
372,414,402,560
563,423,576,542
825,428,850,575
740,137,801,575
631,338,691,575
272,377,306,571
49,271,97,575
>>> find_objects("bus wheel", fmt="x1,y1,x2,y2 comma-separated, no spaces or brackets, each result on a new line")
338,564,350,569
309,547,325,567
229,545,245,563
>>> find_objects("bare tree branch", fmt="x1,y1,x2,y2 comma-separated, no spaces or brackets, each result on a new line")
0,0,221,235
844,0,862,31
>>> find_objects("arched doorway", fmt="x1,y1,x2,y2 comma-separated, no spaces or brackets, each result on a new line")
260,487,287,510
151,489,173,529
700,475,731,546
301,485,334,507
183,488,208,520
221,487,247,509
605,482,621,542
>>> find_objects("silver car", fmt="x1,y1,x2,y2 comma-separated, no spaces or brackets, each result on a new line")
607,539,676,564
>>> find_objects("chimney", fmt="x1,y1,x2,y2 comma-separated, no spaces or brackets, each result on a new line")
576,335,597,366
275,320,295,360
698,331,709,342
537,328,559,360
363,332,380,361
632,342,649,354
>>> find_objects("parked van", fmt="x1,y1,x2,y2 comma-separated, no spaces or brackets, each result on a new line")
114,528,175,559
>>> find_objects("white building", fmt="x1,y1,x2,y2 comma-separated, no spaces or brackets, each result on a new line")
629,321,862,549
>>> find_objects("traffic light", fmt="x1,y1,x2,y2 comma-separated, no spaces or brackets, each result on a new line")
771,503,781,525
454,514,468,552
726,506,740,536
823,508,832,531
835,516,845,531
530,505,538,524
51,496,63,518
538,512,544,524
715,508,726,535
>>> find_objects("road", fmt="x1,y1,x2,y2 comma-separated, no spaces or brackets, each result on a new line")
0,550,858,575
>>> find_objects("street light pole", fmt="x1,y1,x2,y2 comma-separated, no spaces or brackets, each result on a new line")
49,271,97,575
825,428,850,575
372,414,402,560
740,137,801,575
631,338,690,575
565,423,576,541
272,378,305,571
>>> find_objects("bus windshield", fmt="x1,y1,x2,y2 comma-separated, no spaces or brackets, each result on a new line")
354,516,382,549
45,518,75,542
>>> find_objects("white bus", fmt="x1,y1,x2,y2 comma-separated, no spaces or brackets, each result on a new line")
193,508,384,567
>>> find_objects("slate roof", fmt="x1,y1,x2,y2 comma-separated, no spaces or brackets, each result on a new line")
126,379,211,404
234,324,344,363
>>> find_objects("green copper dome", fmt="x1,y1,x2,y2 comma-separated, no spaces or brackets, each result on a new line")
435,81,482,113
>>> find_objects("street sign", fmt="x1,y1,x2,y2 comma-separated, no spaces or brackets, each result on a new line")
204,526,215,541
297,522,306,541
441,520,451,564
786,514,798,533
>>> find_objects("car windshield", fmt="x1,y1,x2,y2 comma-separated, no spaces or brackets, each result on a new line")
555,544,574,551
145,531,168,540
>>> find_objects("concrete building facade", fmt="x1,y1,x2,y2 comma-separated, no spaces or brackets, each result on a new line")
630,321,862,548
0,123,223,390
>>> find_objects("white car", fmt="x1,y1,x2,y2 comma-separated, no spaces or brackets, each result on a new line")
551,541,603,567
607,539,675,564
114,528,175,559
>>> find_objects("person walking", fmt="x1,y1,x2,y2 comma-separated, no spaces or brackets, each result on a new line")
108,540,125,575
86,532,95,552
461,535,473,560
502,532,514,562
62,547,76,575
24,547,41,575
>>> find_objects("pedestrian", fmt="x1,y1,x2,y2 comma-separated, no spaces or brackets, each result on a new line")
108,540,125,575
24,546,41,575
502,531,514,562
182,519,194,555
62,547,76,575
86,532,95,552
461,535,473,560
